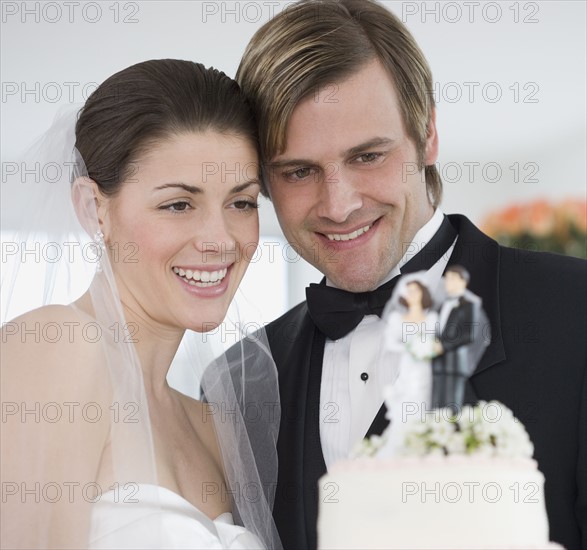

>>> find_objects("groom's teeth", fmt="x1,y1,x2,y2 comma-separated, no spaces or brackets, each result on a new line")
326,224,372,242
173,266,228,286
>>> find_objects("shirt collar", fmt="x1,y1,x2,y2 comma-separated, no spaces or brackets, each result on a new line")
376,208,445,286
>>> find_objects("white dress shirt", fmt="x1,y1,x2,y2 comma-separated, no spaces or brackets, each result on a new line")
319,209,457,469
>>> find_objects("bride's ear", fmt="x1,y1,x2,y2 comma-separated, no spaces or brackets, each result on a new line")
71,177,109,240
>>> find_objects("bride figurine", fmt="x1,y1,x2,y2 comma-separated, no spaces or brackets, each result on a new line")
379,272,439,456
1,60,281,549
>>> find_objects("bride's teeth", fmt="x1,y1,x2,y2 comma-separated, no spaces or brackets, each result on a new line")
326,224,372,242
174,267,228,285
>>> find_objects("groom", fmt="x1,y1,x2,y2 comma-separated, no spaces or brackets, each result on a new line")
236,1,586,549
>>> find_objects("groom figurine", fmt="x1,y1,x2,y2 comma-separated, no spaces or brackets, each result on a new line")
236,1,586,549
432,265,477,411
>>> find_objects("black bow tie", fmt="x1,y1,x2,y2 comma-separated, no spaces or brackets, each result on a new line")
306,278,398,340
306,216,458,340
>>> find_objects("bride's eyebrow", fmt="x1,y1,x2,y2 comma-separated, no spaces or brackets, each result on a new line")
154,183,202,194
230,180,261,193
153,181,261,194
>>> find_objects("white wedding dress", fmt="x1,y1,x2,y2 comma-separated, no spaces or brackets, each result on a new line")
89,485,264,549
382,310,438,454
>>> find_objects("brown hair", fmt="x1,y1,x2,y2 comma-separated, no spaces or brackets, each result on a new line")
445,265,470,283
76,59,258,195
236,0,441,205
399,281,433,309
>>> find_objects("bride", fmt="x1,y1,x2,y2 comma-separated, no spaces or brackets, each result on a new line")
1,59,281,549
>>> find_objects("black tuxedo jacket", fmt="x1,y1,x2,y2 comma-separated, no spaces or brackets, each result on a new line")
434,296,474,374
265,214,587,550
439,297,474,352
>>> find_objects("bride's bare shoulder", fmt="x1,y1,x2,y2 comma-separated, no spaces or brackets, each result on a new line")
1,304,108,392
1,305,111,492
3,303,93,324
2,303,98,347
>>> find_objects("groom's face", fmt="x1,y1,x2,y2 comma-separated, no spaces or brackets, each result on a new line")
445,271,467,297
266,60,438,292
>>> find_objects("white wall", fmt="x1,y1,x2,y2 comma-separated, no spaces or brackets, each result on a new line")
2,0,585,317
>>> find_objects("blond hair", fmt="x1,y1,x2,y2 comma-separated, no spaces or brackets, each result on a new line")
236,0,442,206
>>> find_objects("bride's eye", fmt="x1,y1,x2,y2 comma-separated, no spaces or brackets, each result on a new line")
231,199,259,211
160,201,191,213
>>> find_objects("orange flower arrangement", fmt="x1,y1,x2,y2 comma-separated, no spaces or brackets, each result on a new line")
481,198,586,259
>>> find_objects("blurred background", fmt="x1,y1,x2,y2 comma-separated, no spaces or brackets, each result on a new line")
2,0,586,326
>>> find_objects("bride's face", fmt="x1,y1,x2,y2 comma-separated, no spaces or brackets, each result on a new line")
405,282,423,307
101,131,260,332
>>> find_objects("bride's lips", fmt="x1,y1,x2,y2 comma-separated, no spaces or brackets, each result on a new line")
315,218,381,251
172,264,233,298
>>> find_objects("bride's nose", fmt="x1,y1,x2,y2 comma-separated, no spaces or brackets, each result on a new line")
192,209,237,258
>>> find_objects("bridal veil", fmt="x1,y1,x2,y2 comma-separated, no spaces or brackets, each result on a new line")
1,63,281,549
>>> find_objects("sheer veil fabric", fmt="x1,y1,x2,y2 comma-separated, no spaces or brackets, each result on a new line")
1,106,281,549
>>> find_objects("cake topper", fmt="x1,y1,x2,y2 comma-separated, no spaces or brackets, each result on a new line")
380,266,490,447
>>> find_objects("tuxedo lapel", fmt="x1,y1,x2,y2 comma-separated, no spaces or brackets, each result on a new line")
446,214,506,375
270,305,318,549
365,403,389,438
303,329,328,550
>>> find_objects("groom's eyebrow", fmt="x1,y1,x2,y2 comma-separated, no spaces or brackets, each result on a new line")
345,137,395,157
267,137,396,168
266,158,315,169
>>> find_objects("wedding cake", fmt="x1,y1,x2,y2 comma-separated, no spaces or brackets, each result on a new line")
317,401,561,549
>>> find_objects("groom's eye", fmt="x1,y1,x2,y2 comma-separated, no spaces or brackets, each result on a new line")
353,152,385,164
283,167,316,182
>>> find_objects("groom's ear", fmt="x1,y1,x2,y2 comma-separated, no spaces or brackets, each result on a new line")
71,177,109,240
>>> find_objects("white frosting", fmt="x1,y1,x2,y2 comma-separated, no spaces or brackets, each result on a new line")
318,456,561,549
